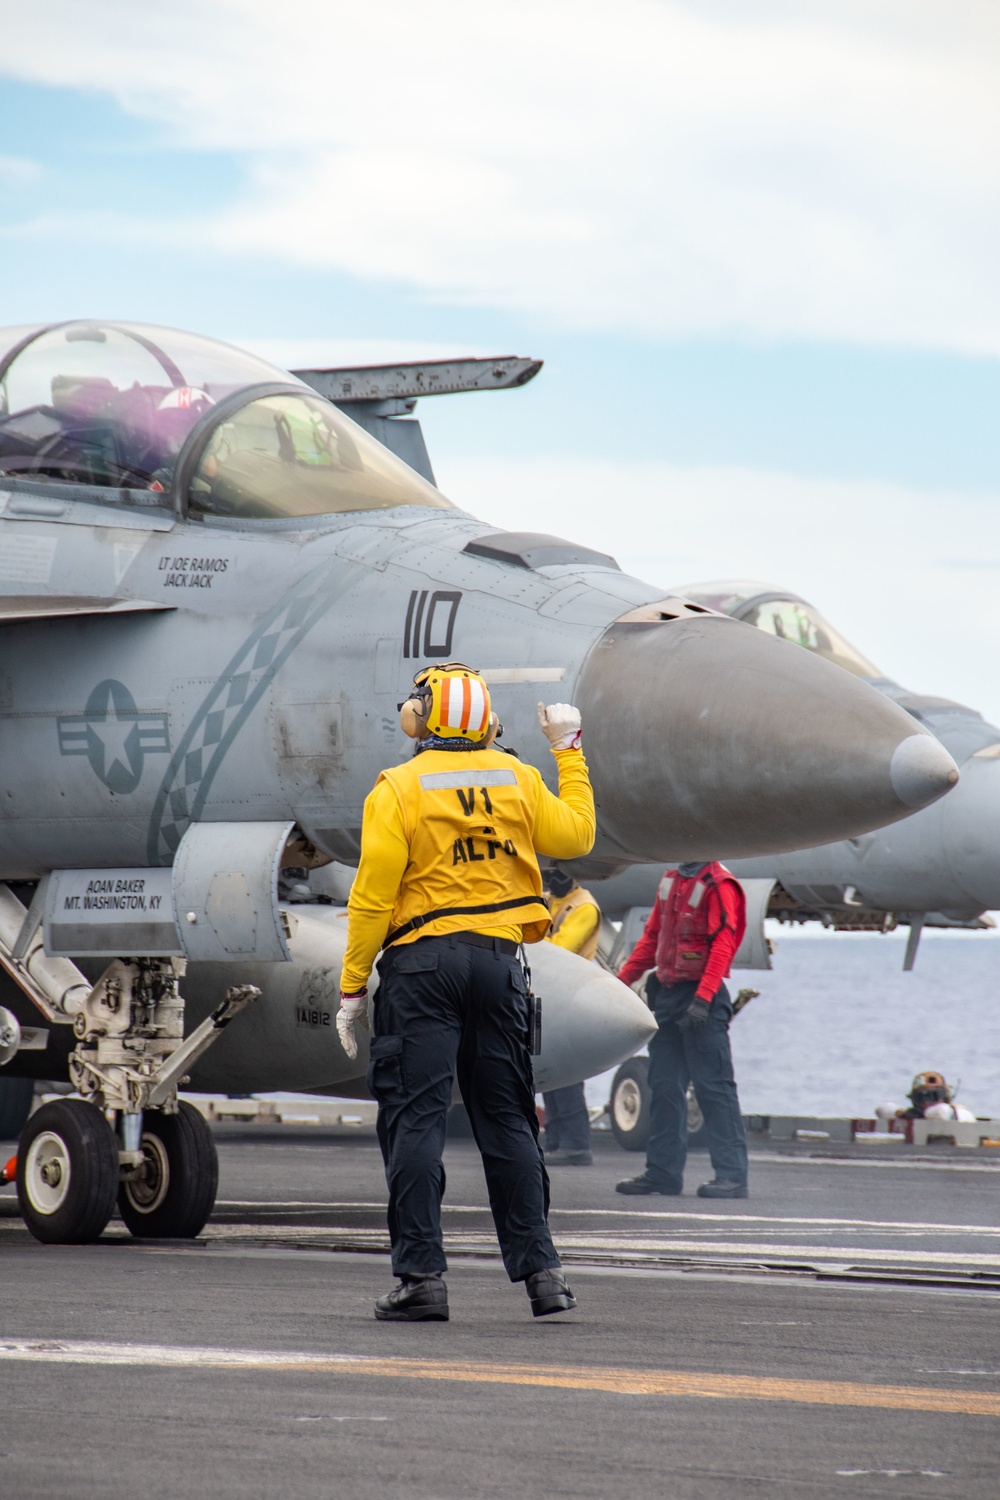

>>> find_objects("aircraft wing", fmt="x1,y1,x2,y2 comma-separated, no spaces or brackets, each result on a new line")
0,597,174,624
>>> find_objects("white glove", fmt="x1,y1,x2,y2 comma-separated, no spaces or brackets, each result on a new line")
336,990,369,1062
537,702,582,750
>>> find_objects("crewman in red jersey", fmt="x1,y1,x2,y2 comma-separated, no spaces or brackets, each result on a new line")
615,861,749,1199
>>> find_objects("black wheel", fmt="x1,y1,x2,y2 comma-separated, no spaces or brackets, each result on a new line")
0,1076,35,1139
118,1101,219,1239
609,1057,651,1151
17,1099,119,1244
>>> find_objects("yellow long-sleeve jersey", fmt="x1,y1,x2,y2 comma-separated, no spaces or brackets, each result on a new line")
340,745,595,993
546,893,601,958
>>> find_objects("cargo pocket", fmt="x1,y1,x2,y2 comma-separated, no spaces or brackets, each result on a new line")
367,1034,406,1104
508,960,528,996
393,945,440,974
507,962,538,1051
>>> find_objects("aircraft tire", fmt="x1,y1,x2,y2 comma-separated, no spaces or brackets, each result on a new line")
609,1060,709,1151
686,1085,708,1150
17,1099,119,1244
609,1057,652,1151
118,1101,219,1239
0,1076,35,1140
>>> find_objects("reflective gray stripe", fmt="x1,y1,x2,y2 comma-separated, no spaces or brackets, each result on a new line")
689,881,706,909
418,769,518,790
658,876,674,901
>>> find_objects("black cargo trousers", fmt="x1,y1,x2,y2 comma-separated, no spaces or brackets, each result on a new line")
369,933,561,1282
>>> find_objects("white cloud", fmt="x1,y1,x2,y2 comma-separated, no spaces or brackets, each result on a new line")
0,154,42,185
435,450,1000,727
2,1,999,353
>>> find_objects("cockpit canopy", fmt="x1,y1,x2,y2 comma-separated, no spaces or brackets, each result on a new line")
0,320,452,518
187,390,450,520
677,580,883,679
0,321,293,492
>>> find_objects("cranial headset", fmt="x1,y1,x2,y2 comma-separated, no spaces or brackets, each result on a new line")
400,663,500,744
908,1070,951,1106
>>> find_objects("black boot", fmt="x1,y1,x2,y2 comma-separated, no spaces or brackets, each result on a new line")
615,1173,682,1196
375,1273,449,1322
525,1267,577,1317
696,1179,748,1199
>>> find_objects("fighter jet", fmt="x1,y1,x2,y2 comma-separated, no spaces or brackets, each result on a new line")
590,582,994,972
0,321,958,1243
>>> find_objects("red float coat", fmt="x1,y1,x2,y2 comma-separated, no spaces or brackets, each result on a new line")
618,863,746,1002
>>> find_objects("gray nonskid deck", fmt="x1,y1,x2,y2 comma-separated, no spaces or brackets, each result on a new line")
4,1124,1000,1499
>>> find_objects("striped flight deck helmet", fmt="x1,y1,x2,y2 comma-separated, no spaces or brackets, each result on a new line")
400,663,496,743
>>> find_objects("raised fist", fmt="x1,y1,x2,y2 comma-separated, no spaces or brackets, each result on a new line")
537,702,582,750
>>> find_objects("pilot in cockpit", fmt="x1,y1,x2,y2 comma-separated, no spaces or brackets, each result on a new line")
143,387,215,490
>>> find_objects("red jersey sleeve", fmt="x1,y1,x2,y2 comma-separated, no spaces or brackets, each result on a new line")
695,882,742,1001
618,901,662,987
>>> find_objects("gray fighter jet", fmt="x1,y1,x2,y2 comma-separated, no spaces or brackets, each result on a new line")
591,582,995,973
0,322,958,1243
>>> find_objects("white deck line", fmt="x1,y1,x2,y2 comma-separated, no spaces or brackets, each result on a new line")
0,1338,360,1367
200,1222,1000,1267
213,1201,1000,1236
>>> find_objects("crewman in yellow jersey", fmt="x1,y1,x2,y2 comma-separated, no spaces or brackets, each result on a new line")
338,663,596,1323
540,866,602,1167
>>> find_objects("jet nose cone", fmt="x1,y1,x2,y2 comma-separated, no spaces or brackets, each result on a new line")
889,733,959,808
579,617,959,861
529,943,656,1091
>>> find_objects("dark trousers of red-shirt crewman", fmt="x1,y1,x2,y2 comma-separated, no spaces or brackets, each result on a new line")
644,976,747,1190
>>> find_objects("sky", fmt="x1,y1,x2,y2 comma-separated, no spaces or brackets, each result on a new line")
1,1,998,718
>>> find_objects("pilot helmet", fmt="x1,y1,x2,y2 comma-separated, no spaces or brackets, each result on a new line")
908,1071,951,1108
158,386,213,412
400,663,497,744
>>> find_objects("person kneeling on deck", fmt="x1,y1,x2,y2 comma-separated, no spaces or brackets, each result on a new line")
616,861,749,1200
875,1071,976,1123
337,664,596,1322
541,866,602,1167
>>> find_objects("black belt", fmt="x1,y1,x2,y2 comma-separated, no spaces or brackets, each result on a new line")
384,895,548,948
451,931,518,956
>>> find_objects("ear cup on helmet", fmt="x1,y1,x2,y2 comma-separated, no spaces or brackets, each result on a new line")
400,695,428,739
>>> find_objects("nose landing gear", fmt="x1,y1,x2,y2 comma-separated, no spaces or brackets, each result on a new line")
12,963,259,1246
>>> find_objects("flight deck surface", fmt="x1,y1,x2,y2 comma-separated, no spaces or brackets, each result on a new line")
3,1127,999,1498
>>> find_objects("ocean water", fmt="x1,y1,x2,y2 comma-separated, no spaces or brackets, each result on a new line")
585,930,1000,1120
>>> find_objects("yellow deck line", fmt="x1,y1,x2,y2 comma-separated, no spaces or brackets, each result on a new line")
256,1358,1000,1415
2,1341,997,1415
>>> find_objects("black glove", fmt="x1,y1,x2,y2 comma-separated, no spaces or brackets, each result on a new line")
684,997,712,1028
